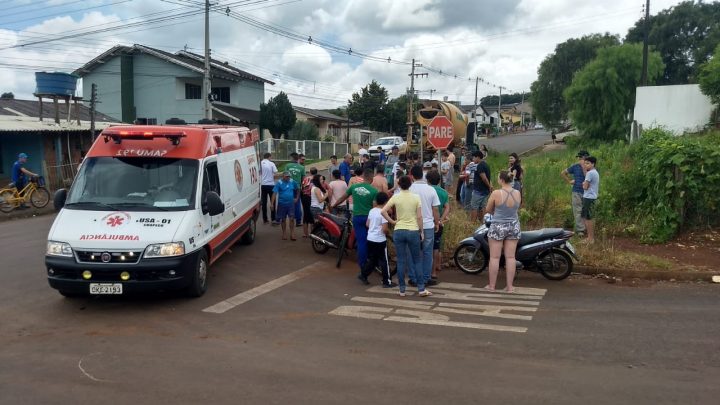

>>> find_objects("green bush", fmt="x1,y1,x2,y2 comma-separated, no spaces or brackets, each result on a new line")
287,120,319,141
617,128,720,242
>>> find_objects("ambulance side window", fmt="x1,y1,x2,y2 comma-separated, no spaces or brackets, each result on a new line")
203,162,221,196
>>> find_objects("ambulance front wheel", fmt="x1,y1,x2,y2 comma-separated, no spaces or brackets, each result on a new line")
186,249,209,297
240,217,256,245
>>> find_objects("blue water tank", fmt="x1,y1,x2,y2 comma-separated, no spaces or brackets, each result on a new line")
35,72,78,96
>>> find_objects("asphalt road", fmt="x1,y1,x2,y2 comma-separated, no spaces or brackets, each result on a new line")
1,214,719,404
480,129,553,154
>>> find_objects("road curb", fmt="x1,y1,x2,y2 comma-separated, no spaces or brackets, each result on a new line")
575,265,717,282
0,206,55,222
519,142,551,157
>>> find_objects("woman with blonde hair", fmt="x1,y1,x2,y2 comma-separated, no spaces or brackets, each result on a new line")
485,170,521,293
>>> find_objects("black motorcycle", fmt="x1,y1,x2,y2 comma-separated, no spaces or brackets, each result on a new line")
453,216,577,280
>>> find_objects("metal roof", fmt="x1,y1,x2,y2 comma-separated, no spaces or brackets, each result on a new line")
293,106,346,122
0,116,118,132
0,98,116,122
73,44,274,85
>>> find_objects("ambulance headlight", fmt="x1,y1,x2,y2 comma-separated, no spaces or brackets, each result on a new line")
144,242,185,258
47,241,73,257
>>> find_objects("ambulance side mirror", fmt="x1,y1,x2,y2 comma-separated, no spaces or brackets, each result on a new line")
202,191,225,216
53,189,67,211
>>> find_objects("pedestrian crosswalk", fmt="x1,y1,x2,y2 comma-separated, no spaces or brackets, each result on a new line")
329,282,547,333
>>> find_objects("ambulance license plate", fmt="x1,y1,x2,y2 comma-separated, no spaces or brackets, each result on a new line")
89,283,122,295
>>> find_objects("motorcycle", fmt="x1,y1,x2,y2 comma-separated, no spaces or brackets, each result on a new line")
310,211,398,276
453,215,577,280
310,211,356,268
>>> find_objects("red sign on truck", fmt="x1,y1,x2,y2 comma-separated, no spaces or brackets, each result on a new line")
426,115,454,149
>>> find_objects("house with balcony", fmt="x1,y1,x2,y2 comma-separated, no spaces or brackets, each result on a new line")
73,44,273,125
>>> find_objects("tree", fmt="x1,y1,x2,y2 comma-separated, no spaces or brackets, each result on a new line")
385,95,413,135
259,92,296,139
1,92,14,99
287,120,319,141
626,1,720,85
480,92,527,106
347,80,389,131
698,44,720,106
530,33,621,128
564,44,664,141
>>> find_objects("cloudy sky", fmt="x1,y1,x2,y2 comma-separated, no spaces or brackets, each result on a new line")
0,0,686,109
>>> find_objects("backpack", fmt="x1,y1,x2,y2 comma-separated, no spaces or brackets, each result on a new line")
301,176,313,196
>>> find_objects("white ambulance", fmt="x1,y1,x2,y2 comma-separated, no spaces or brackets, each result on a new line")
46,122,261,297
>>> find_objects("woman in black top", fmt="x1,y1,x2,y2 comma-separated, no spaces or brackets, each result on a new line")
508,152,524,192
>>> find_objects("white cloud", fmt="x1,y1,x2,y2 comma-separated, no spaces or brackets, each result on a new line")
0,0,689,109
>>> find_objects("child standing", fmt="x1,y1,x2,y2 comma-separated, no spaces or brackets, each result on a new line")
358,192,396,288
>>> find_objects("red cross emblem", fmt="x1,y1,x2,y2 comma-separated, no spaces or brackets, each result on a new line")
106,216,125,227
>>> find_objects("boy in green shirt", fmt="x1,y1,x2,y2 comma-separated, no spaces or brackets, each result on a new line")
286,152,306,226
331,168,378,272
427,170,450,281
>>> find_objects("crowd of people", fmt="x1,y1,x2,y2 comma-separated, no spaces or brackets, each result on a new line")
258,144,600,295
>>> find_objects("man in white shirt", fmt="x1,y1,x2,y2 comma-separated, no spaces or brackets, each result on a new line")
260,152,278,224
357,143,368,158
409,165,440,286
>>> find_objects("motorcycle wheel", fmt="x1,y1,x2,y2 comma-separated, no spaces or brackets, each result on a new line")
537,249,574,280
336,226,349,268
453,244,488,274
310,228,331,254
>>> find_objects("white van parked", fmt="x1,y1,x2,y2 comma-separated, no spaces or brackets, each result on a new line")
46,122,261,297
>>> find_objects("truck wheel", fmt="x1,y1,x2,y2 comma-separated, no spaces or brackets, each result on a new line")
186,250,209,297
240,217,256,245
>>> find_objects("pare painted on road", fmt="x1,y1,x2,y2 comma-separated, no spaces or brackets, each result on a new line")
329,283,546,333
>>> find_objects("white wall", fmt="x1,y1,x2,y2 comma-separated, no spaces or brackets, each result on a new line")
633,84,714,135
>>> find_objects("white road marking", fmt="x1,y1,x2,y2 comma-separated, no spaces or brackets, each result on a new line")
364,285,542,306
78,353,110,383
436,282,547,296
331,283,548,333
352,296,536,320
202,261,323,314
330,306,528,333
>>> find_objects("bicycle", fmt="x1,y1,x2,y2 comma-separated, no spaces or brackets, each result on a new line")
0,176,50,213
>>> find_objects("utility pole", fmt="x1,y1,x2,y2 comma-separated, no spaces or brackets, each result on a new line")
90,83,97,138
473,77,479,140
429,89,436,99
497,86,503,133
202,0,212,119
641,0,650,86
520,91,525,127
407,59,427,148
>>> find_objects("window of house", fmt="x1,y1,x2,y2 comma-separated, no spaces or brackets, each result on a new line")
185,83,202,100
211,87,230,103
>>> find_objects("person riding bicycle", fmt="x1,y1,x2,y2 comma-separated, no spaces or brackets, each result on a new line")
11,153,38,191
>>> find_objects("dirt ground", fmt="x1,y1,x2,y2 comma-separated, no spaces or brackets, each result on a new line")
610,230,720,271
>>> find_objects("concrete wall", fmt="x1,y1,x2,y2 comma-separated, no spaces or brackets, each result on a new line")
0,133,44,178
82,57,123,121
634,84,715,135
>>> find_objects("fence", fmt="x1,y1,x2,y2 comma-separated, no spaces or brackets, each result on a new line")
259,139,350,161
43,162,77,191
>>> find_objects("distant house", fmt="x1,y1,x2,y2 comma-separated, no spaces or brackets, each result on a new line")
293,106,347,140
73,44,274,125
0,98,118,189
461,104,493,125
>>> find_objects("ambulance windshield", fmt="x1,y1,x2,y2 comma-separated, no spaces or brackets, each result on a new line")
65,157,199,211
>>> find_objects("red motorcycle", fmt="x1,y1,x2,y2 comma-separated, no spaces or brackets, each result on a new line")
310,211,356,268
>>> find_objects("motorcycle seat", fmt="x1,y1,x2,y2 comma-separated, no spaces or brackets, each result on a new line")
518,228,565,246
319,212,348,227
